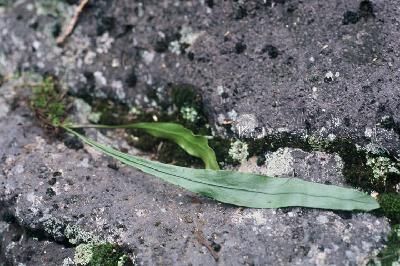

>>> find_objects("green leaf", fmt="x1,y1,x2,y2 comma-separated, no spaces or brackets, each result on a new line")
71,122,220,170
64,127,379,211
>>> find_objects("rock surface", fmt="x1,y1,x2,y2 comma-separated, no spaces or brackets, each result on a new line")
1,0,400,155
0,82,390,265
0,0,397,265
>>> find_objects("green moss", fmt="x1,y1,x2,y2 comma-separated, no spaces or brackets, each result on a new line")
370,225,400,266
307,135,330,150
242,133,400,193
170,83,200,109
73,243,133,266
208,137,232,165
30,76,69,130
378,193,400,224
325,139,376,192
0,0,11,7
366,156,400,185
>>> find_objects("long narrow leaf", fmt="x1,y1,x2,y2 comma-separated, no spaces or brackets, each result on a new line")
70,122,219,170
64,127,379,211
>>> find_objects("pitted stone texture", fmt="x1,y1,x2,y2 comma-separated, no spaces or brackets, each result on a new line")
0,108,390,265
0,221,75,265
1,0,400,155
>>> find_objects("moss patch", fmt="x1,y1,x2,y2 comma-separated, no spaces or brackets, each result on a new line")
378,193,400,224
370,225,400,266
74,243,133,266
29,76,70,133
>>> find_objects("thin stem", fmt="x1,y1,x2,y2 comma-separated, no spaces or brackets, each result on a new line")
65,124,129,129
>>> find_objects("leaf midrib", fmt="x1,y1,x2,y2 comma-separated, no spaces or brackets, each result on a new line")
82,131,373,205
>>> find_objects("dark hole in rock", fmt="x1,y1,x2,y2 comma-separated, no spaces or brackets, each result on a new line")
46,187,56,197
11,233,22,242
125,68,137,87
64,136,84,150
235,6,247,20
287,4,297,13
48,178,57,186
262,45,279,59
187,51,195,60
324,76,333,83
153,37,169,53
235,42,247,54
2,210,16,224
29,21,39,30
257,155,266,166
211,241,221,252
52,22,62,37
334,211,353,220
107,161,119,171
205,0,214,8
53,171,62,177
343,10,360,25
359,0,375,18
65,0,80,5
97,16,116,36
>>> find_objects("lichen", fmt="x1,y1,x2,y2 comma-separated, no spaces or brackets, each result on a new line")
43,217,66,240
307,135,330,150
62,257,75,266
74,243,94,265
64,224,103,245
180,106,198,122
366,156,400,185
88,112,101,123
73,243,132,266
117,255,128,266
168,26,202,55
229,140,249,163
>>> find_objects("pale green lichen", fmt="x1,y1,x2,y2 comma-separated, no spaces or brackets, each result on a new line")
74,244,94,265
117,254,128,266
169,41,181,55
64,224,103,245
43,218,104,246
88,112,101,123
366,155,400,184
43,217,65,239
229,140,249,163
129,106,142,115
180,106,198,122
168,26,202,55
62,257,75,266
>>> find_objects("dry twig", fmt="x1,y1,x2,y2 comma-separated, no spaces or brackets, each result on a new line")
194,229,219,261
56,0,90,45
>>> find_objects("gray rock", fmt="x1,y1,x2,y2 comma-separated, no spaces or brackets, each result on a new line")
0,85,391,265
0,221,75,265
1,0,399,155
0,0,397,265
